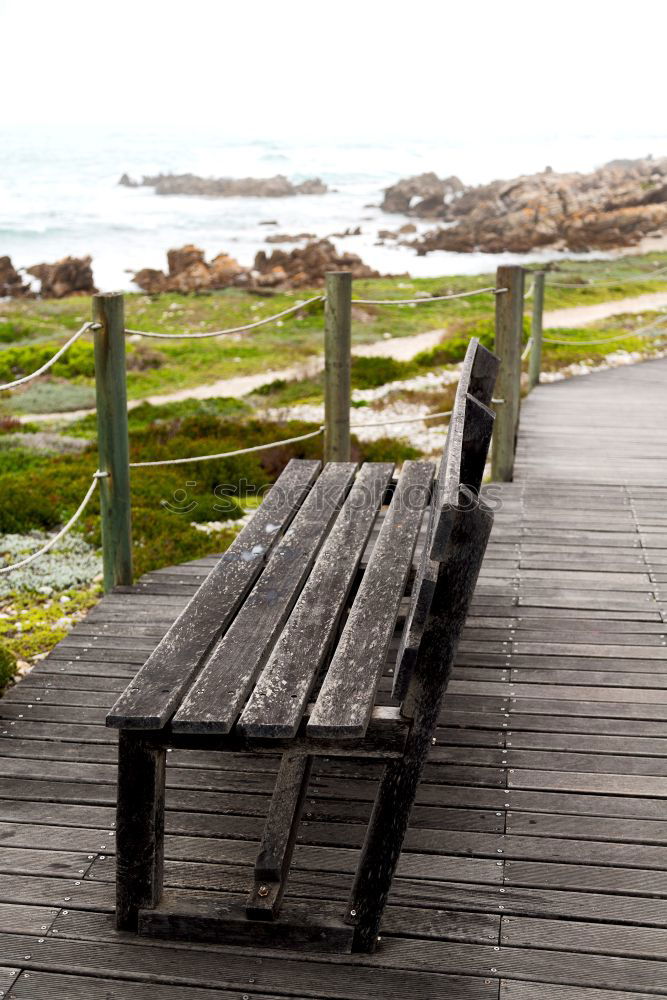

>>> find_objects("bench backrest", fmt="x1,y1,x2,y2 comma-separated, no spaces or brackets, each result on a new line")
393,337,499,701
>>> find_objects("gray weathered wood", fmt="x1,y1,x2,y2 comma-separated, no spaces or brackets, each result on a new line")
172,463,357,734
492,265,525,481
92,293,133,591
238,462,394,738
246,752,313,919
307,460,434,739
394,341,497,701
138,891,354,951
106,459,320,730
114,731,166,930
528,271,545,391
348,502,494,951
324,270,352,462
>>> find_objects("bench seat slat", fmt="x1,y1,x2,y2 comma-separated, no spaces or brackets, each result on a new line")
106,459,321,731
238,462,395,739
307,460,434,740
171,463,358,735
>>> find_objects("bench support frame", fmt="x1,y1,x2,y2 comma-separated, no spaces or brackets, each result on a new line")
115,731,166,931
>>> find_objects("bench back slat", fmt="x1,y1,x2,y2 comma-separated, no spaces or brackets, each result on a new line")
307,460,435,739
106,458,321,731
171,463,358,735
392,339,498,700
238,462,394,739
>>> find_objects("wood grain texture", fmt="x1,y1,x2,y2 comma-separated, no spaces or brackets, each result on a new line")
239,462,393,738
106,459,321,730
172,463,357,734
307,460,434,738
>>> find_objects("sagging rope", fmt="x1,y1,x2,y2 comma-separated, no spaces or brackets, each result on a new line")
128,426,326,468
0,407,457,573
0,322,94,392
0,471,107,575
351,286,504,305
543,315,667,347
124,295,325,339
546,262,667,288
128,407,456,469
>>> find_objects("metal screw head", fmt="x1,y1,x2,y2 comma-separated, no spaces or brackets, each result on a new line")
350,908,357,917
257,885,269,897
431,737,437,745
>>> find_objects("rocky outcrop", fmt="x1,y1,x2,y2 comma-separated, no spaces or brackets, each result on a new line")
385,158,667,254
132,245,247,294
26,256,96,298
381,172,464,217
265,232,316,244
0,256,30,297
132,240,380,294
120,173,328,197
252,239,379,288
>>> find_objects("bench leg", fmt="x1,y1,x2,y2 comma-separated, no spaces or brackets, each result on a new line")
115,731,166,931
346,693,440,952
246,752,312,920
348,505,492,951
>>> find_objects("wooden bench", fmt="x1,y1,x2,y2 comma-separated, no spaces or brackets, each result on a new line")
106,337,499,953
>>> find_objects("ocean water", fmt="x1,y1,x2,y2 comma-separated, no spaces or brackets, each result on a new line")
1,125,665,291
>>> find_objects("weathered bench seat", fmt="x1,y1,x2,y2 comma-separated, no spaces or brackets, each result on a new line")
107,337,499,952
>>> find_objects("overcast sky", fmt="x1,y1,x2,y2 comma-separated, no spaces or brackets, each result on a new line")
0,0,664,141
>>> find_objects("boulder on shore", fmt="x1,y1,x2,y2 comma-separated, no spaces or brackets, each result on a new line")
132,240,381,294
0,256,30,297
26,256,97,298
132,245,247,295
120,173,328,198
383,157,667,254
381,172,464,217
252,239,380,288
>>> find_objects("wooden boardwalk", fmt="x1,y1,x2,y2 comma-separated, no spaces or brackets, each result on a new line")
1,359,667,997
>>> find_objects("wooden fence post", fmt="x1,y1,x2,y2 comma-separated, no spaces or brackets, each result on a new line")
324,271,352,462
92,292,133,591
492,265,525,482
529,271,545,391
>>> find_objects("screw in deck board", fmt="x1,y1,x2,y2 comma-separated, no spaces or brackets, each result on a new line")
491,265,525,482
92,292,133,590
528,271,545,391
324,271,352,462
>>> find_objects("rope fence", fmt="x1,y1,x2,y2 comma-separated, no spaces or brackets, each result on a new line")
0,321,94,392
0,471,106,575
545,262,667,288
3,263,667,579
351,286,503,305
542,314,667,347
124,295,325,340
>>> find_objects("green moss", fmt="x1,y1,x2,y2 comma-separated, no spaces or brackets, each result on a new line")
0,586,101,664
0,642,16,689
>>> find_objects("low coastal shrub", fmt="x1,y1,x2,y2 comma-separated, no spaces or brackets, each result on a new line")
0,340,96,382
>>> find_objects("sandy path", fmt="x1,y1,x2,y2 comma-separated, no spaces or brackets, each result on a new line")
20,328,446,423
544,291,667,328
19,293,667,424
